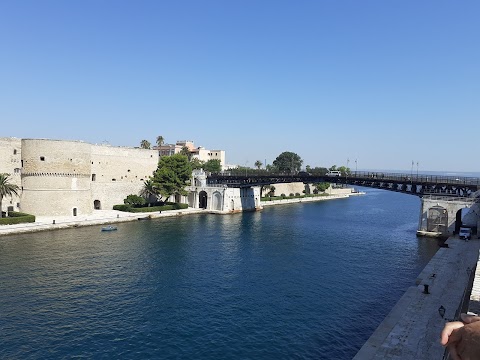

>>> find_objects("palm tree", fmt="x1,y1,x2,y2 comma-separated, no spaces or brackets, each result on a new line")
139,179,159,206
0,174,20,218
156,136,165,147
140,140,151,149
254,160,262,169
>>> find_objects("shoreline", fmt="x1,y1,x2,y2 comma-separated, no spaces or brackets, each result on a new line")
354,236,480,359
0,191,364,237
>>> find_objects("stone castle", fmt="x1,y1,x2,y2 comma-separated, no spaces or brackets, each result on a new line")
0,137,262,217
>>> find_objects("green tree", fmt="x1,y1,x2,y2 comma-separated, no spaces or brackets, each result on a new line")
180,146,191,159
190,158,204,170
203,159,222,173
139,179,158,206
272,151,303,174
309,166,328,175
337,166,351,175
314,182,330,193
140,140,151,149
254,160,262,169
124,194,146,207
156,136,165,147
0,173,20,218
152,154,192,200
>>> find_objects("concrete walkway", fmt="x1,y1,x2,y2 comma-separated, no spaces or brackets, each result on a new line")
354,237,480,360
0,208,206,236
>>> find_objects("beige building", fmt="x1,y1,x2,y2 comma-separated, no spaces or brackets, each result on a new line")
0,138,159,217
154,140,226,170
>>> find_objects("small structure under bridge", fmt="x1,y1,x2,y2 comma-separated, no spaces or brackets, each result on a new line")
207,171,480,236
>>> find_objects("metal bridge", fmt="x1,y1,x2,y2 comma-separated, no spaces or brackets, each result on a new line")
207,171,480,197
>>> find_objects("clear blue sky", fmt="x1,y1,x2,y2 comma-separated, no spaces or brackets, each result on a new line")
1,1,478,172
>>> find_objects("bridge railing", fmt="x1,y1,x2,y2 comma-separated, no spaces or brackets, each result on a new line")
348,171,480,185
212,170,480,186
421,195,480,203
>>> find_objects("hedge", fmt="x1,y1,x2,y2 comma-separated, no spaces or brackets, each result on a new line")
113,203,188,213
0,211,36,225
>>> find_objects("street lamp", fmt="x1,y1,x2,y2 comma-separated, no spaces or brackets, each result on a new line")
355,159,357,176
346,158,350,182
416,162,419,178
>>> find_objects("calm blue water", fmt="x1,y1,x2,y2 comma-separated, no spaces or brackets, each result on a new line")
0,188,440,359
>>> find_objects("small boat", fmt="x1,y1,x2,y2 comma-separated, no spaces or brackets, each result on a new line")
101,225,117,232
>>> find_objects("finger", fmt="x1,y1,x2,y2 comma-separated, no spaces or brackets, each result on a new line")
441,322,464,345
461,313,480,324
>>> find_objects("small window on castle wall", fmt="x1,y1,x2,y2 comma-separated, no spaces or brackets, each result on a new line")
40,156,45,161
112,178,116,181
128,169,131,172
92,174,96,181
13,149,17,155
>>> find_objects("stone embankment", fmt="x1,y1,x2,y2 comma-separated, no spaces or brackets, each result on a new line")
0,208,206,236
354,237,480,360
262,191,363,207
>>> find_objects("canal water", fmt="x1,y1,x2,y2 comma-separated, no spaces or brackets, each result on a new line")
0,188,440,359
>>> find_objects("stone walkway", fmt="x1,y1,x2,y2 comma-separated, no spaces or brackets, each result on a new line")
0,208,206,236
354,237,480,359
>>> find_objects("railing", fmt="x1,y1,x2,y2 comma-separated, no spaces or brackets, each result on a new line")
211,171,480,186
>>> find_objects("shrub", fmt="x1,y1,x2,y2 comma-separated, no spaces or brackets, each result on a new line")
281,193,286,198
0,211,35,225
289,193,294,197
295,193,300,197
113,204,133,212
124,194,146,206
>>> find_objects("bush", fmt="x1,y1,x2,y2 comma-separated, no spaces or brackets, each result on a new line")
124,194,146,206
0,211,36,225
289,193,294,197
113,204,133,212
295,193,300,197
281,193,286,198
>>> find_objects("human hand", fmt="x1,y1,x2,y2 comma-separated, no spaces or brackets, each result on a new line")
441,315,480,360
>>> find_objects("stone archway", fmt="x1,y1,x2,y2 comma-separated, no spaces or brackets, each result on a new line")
199,191,208,209
94,200,101,210
427,206,448,233
212,191,222,211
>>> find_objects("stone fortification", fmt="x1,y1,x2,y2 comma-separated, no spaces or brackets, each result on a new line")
90,144,159,211
1,138,159,217
21,139,93,217
0,138,22,214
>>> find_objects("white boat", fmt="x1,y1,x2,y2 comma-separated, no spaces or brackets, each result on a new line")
101,225,117,232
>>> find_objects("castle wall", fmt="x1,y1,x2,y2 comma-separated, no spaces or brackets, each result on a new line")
20,139,92,216
0,138,22,213
90,145,159,210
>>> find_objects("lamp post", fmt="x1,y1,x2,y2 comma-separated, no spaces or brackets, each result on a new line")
355,159,357,176
416,161,419,178
346,158,350,183
411,160,414,179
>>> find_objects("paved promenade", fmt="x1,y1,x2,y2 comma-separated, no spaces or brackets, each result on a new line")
0,208,206,236
354,237,480,360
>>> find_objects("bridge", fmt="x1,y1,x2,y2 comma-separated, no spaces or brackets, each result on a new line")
207,171,480,197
